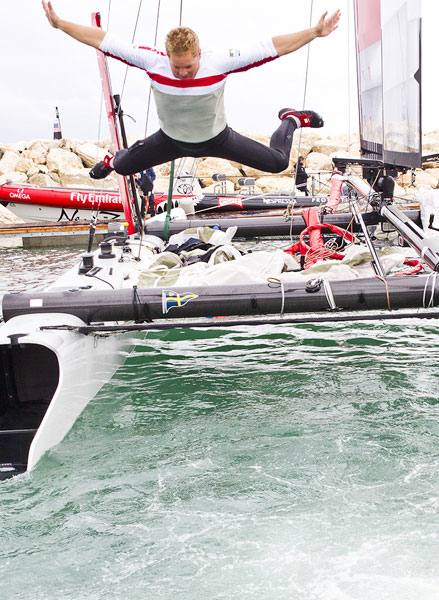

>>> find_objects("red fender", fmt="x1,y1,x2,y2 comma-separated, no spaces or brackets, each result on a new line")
394,258,423,276
284,207,324,257
326,170,344,212
284,207,323,255
304,208,325,255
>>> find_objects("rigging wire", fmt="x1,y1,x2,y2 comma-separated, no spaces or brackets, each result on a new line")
293,0,314,177
144,0,162,137
163,0,184,240
120,0,144,104
144,0,182,137
300,0,314,123
283,0,313,219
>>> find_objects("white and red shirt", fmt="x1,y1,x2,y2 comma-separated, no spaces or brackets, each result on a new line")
99,33,278,143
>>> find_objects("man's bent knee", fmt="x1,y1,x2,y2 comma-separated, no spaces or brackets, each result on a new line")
270,156,290,173
113,149,133,176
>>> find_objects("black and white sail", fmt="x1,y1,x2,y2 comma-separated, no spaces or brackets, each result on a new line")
354,0,421,169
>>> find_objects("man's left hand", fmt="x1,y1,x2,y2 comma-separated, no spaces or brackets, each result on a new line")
315,9,341,38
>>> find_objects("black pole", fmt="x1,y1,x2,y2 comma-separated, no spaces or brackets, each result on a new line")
4,275,439,324
381,204,439,272
113,94,143,232
41,309,439,335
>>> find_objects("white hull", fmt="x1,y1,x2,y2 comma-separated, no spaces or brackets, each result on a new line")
0,313,139,474
0,230,164,478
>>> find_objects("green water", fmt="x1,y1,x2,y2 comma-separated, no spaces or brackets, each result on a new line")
1,247,439,599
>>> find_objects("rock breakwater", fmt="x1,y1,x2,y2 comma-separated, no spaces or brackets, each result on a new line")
1,130,438,225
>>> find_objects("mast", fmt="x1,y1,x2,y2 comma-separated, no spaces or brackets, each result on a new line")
91,12,137,235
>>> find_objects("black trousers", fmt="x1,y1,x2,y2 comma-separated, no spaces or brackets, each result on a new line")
113,119,298,175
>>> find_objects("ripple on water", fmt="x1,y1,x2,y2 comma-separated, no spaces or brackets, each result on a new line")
1,250,439,599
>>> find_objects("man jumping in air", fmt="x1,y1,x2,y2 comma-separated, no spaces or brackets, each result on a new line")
42,2,340,180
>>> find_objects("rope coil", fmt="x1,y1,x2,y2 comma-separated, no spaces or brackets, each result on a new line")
323,279,337,310
423,272,438,308
267,277,286,316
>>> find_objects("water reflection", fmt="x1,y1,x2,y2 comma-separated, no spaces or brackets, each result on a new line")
0,247,83,296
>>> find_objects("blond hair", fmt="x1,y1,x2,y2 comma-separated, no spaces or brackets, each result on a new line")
165,27,200,56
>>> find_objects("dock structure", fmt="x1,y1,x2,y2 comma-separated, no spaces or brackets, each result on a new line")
0,220,113,248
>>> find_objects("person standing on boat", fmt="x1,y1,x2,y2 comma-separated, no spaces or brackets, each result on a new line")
294,155,310,195
42,1,340,179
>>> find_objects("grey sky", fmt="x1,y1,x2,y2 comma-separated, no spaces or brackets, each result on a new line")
0,0,436,144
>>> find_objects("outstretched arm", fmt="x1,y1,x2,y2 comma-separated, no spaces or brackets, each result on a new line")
42,1,106,48
272,9,341,57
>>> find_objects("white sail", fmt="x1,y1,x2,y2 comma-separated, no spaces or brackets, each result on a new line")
354,0,421,168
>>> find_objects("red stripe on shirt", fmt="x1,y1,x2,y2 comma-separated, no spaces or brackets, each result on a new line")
103,51,145,70
225,54,279,76
138,46,167,56
146,54,278,89
147,72,227,88
104,51,279,87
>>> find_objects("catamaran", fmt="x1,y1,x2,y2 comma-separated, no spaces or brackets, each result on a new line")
1,0,438,480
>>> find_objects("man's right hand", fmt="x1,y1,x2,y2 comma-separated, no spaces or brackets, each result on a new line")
42,1,60,29
41,0,106,49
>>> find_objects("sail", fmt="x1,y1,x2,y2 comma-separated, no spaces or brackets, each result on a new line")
354,0,421,169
